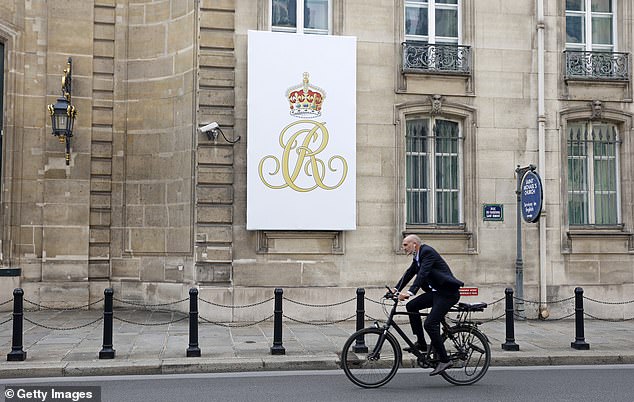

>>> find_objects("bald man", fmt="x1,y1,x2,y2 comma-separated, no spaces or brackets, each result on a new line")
393,234,464,376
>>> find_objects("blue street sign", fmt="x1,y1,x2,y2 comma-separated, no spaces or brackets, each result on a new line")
483,204,504,221
520,170,542,223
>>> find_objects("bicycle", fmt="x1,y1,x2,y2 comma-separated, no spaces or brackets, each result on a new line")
341,287,491,388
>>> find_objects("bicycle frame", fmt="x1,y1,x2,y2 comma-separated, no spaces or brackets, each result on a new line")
341,291,491,388
369,294,487,361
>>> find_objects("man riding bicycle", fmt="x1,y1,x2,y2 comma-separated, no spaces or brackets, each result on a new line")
393,234,464,376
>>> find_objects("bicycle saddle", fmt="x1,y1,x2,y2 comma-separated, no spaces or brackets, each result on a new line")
457,302,487,311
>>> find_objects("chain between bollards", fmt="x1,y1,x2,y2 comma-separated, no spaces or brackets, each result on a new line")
270,288,285,355
7,288,27,361
501,287,519,351
571,287,590,350
187,288,201,357
99,288,115,359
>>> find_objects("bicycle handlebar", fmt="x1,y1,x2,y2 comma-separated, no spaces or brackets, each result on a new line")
383,286,398,301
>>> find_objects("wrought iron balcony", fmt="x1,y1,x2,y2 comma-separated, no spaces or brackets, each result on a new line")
402,42,471,75
564,50,630,81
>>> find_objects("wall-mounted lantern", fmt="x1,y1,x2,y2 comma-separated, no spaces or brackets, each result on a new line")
47,57,77,165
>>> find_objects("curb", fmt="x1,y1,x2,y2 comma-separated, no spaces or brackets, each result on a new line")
2,354,634,379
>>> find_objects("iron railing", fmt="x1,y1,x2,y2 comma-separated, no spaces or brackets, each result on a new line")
402,42,471,75
564,50,630,81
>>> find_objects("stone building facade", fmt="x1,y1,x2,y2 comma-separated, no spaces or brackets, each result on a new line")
1,0,633,320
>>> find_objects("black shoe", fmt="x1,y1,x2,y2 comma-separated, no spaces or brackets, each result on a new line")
404,342,428,355
430,361,453,376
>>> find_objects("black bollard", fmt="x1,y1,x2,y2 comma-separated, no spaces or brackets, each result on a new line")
571,287,590,350
270,288,285,355
99,288,116,359
7,288,27,361
353,288,368,353
501,288,520,351
187,288,201,357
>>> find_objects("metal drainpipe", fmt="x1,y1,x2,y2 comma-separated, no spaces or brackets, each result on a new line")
537,0,549,319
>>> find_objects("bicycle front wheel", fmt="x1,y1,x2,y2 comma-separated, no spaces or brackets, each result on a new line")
340,327,402,388
440,326,491,385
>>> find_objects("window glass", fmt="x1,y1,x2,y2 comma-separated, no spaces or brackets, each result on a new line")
435,8,458,39
273,0,297,29
567,122,619,225
405,6,428,37
566,0,585,11
406,117,461,225
565,0,614,50
566,15,585,44
591,0,611,12
305,0,328,31
592,15,613,46
406,119,429,224
405,0,458,43
272,0,329,34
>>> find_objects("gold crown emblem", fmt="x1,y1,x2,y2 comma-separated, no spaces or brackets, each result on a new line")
286,72,326,118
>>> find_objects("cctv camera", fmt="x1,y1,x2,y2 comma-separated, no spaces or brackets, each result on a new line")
199,122,219,133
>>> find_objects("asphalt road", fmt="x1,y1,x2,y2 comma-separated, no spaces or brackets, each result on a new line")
3,365,634,402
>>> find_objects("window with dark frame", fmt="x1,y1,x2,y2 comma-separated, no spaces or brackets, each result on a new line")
405,117,462,225
567,121,620,225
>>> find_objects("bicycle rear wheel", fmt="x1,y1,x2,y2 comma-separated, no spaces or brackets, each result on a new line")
340,327,402,388
440,326,490,385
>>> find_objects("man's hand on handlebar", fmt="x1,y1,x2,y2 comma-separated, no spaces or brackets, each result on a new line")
384,286,410,301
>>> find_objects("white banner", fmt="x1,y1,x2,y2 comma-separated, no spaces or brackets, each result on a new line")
247,31,357,230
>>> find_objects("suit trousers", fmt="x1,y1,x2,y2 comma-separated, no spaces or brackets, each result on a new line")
405,291,460,362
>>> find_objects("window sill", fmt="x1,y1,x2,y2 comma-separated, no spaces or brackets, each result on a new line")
403,227,476,255
257,231,344,254
398,72,473,96
561,78,632,102
565,227,634,254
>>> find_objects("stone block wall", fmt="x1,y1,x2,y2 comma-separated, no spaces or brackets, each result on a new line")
195,0,237,285
0,0,633,319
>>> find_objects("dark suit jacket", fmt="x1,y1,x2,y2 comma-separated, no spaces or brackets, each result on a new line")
395,244,464,296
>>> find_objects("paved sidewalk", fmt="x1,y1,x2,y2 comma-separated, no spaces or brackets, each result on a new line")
1,309,633,378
